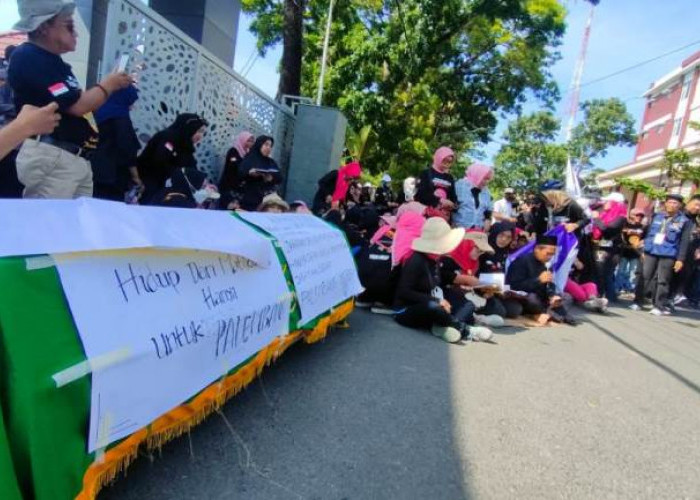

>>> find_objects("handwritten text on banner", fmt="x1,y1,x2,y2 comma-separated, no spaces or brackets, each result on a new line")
54,249,291,452
239,213,363,325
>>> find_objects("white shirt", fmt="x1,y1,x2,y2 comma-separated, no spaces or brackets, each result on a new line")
493,198,515,221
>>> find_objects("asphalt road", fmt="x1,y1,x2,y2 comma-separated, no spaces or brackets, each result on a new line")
100,303,700,500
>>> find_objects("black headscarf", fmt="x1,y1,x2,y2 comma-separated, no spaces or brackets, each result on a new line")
238,135,279,176
166,113,208,154
480,221,516,273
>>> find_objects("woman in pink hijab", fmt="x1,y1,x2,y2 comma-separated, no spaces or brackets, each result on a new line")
414,146,458,211
454,162,494,229
591,193,629,302
219,131,255,209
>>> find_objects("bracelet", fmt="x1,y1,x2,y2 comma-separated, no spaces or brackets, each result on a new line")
96,84,110,98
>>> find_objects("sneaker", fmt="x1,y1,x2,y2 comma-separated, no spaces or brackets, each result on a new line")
474,314,505,328
583,298,598,311
661,308,672,316
355,300,372,308
629,303,642,311
465,326,494,342
370,306,395,315
649,307,663,316
673,295,687,306
595,297,609,313
431,325,462,343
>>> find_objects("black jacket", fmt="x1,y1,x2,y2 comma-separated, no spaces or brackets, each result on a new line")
395,253,442,307
506,253,549,299
415,168,457,208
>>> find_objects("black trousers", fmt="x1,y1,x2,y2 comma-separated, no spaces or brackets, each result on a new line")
481,296,523,318
634,254,675,308
395,301,453,330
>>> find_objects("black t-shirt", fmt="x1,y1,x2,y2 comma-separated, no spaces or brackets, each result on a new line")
415,168,458,208
8,43,97,148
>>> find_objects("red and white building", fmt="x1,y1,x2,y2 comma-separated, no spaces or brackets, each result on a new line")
598,50,700,207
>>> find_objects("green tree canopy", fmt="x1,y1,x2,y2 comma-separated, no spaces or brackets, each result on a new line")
493,111,567,192
242,0,567,178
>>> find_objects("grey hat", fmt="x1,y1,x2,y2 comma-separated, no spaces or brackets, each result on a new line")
13,0,75,33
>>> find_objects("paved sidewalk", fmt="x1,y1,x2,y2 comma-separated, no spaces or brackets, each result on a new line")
101,304,700,500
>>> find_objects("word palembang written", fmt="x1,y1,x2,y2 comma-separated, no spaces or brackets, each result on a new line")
239,213,363,325
53,249,290,452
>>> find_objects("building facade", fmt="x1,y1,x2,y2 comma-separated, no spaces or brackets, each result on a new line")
598,50,700,208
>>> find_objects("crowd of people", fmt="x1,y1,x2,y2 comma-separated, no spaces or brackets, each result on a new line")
328,146,700,344
0,2,698,347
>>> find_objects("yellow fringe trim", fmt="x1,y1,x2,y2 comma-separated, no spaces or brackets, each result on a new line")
75,300,354,500
303,300,355,345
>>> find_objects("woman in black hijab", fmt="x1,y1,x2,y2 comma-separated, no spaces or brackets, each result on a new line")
479,221,523,319
137,113,208,204
238,135,282,210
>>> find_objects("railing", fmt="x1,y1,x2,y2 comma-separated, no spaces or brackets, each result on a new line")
101,0,295,185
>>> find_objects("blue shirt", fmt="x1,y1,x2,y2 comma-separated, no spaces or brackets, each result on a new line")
8,42,96,147
454,179,492,229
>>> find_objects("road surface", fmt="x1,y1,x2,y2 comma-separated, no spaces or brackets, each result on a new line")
101,303,700,499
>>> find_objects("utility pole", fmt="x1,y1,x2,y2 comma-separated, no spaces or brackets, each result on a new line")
316,0,335,106
564,0,599,197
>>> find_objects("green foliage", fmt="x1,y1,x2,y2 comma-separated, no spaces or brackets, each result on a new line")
493,111,567,192
345,125,375,164
242,0,567,177
616,177,665,201
568,98,637,172
661,148,700,185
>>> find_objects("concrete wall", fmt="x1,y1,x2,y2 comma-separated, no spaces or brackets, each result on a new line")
285,105,347,204
150,0,240,68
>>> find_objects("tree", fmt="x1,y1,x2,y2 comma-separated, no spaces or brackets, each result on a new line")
616,177,665,201
493,111,568,192
242,0,567,176
568,98,637,175
661,148,700,186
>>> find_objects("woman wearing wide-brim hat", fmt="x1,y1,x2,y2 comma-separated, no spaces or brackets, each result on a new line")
393,217,493,343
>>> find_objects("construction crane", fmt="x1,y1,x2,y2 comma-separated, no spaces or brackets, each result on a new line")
564,0,600,197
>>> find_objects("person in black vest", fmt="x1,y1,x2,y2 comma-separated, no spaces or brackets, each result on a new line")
137,113,208,204
238,135,282,210
631,194,693,316
506,234,577,325
9,0,132,198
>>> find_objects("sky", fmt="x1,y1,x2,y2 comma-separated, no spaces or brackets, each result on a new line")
2,0,699,172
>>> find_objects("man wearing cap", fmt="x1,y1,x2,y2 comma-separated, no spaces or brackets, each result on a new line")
8,0,132,199
631,194,693,315
506,234,577,325
493,187,518,224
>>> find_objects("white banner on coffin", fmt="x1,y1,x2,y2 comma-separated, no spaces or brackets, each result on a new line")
53,249,291,452
239,213,363,326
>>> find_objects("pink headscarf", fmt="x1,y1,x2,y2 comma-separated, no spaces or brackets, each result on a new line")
391,212,426,267
465,163,493,188
593,201,628,240
433,147,455,172
370,215,397,246
396,201,426,219
332,161,362,202
233,131,254,158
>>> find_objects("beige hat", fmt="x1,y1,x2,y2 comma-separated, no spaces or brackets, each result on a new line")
259,193,290,212
412,218,465,255
464,232,495,254
14,0,75,33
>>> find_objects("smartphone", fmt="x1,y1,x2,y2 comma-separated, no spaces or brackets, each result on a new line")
117,54,130,73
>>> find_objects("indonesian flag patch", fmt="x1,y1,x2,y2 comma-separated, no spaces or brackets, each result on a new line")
48,82,70,97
